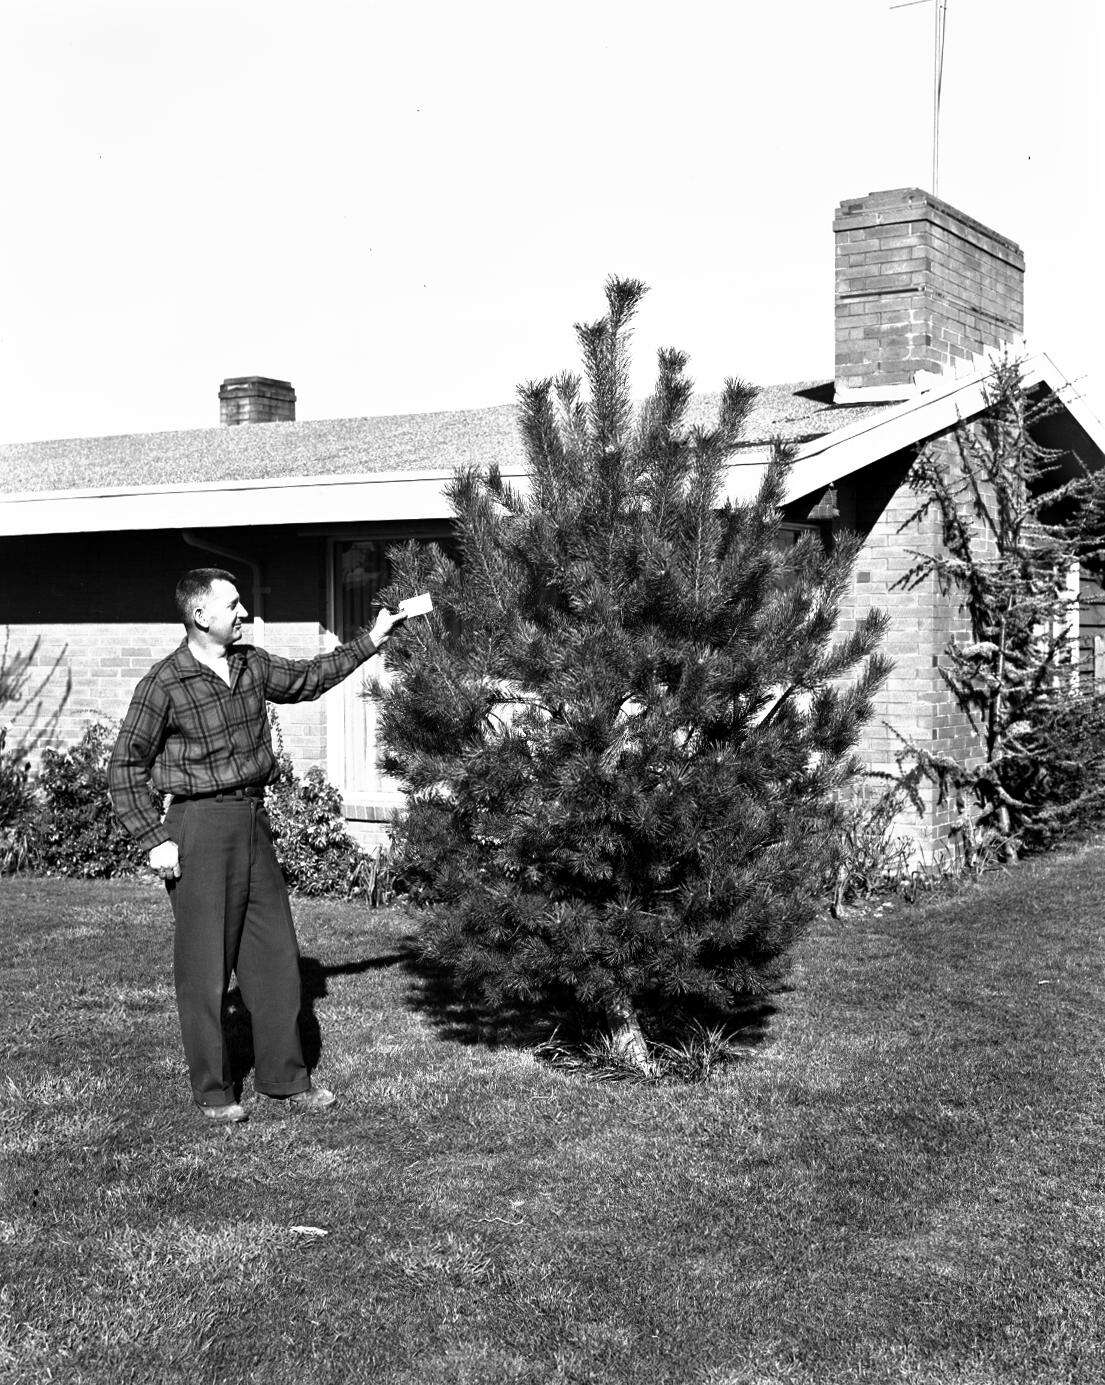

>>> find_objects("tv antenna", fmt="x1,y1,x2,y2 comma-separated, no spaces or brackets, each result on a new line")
891,0,949,197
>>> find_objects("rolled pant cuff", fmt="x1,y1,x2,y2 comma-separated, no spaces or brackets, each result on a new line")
254,1078,311,1097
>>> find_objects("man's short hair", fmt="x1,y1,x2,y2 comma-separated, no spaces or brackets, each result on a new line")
175,568,239,628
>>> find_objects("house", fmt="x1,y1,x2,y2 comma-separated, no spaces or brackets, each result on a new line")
2,187,1103,848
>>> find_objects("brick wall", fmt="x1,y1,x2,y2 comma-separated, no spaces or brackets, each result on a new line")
0,528,332,782
827,432,992,848
834,188,1025,398
2,531,190,752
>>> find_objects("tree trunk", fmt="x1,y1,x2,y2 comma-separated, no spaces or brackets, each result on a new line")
605,996,655,1075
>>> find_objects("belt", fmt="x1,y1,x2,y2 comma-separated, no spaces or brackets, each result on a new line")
170,785,265,804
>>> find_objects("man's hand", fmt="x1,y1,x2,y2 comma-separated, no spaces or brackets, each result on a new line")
370,606,406,647
149,840,180,880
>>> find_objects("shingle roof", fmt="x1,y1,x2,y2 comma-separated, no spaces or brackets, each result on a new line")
0,381,895,497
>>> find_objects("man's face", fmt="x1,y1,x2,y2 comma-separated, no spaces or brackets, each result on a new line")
196,579,248,647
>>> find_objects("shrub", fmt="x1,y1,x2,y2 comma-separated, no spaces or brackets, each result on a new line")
830,775,1009,913
900,357,1105,854
0,722,38,873
34,720,150,878
9,708,395,897
264,712,391,899
2,708,396,896
830,778,916,911
536,1019,749,1084
1013,690,1105,850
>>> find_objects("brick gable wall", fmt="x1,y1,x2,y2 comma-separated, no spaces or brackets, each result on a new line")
826,430,997,848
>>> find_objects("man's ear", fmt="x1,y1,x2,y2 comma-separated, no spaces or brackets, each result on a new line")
192,605,209,631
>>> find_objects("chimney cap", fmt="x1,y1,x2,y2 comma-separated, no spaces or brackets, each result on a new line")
219,375,295,391
833,188,1024,265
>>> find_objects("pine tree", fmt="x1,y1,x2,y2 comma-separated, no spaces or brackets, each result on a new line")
900,357,1105,852
373,278,888,1066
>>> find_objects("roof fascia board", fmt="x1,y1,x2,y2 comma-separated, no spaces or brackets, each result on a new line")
1034,351,1105,440
783,352,1105,503
0,462,497,507
0,471,471,537
0,447,777,537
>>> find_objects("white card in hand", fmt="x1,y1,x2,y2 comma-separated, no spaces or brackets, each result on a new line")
397,593,434,618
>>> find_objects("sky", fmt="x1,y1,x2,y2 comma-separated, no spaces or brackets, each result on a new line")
0,0,1101,444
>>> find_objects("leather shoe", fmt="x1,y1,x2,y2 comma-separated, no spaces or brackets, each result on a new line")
201,1102,247,1123
287,1086,336,1111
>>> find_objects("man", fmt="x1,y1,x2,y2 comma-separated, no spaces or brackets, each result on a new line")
109,567,402,1124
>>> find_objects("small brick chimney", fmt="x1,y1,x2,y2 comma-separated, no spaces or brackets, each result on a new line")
834,189,1025,403
219,376,296,426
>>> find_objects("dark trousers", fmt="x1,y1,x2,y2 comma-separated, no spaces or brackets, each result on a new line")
163,796,309,1107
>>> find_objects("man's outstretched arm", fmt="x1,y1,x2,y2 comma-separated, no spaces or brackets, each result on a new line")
261,608,403,703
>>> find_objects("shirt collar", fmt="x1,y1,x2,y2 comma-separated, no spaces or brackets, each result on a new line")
171,638,246,684
170,640,205,678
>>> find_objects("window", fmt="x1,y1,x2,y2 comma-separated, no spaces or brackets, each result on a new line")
335,539,390,642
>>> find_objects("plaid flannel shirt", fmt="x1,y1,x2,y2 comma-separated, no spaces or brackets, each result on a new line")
108,632,378,852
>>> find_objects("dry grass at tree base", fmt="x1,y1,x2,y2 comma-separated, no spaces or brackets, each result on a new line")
1,849,1104,1385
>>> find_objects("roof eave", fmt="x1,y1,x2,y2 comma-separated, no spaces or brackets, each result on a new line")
2,355,1101,536
0,466,476,537
783,352,1105,505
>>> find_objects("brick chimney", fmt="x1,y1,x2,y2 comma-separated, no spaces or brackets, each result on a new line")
219,376,296,425
834,189,1025,403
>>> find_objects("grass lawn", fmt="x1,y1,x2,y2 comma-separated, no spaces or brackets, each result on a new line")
1,847,1104,1385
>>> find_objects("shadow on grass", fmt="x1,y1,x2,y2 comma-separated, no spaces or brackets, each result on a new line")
401,945,577,1051
399,941,785,1059
221,949,413,1096
220,944,784,1094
